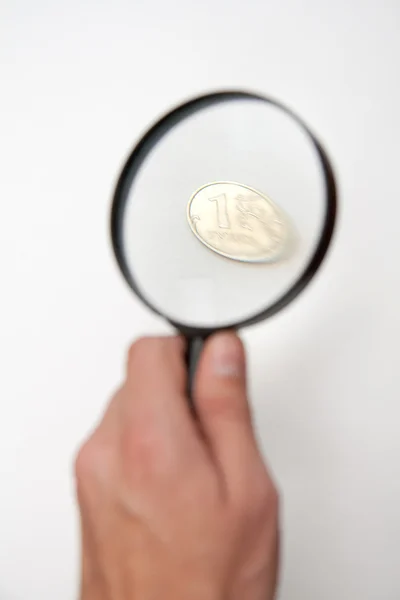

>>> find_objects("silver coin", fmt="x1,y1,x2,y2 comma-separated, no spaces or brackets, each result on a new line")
187,181,292,263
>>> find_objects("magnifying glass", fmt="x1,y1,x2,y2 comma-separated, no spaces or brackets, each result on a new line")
110,91,337,398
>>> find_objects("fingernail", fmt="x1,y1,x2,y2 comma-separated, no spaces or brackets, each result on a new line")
209,332,245,378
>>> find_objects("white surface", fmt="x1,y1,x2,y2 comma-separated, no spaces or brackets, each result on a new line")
0,1,399,599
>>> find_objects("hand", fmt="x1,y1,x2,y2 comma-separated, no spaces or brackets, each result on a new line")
75,333,279,600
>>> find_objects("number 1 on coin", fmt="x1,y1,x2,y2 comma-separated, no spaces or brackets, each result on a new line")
209,194,231,229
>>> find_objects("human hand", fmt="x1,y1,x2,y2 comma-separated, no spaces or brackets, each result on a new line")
75,333,279,600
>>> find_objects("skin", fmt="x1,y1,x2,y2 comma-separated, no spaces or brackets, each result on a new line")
75,332,279,600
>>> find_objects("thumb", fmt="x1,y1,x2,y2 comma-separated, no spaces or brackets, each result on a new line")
194,332,257,484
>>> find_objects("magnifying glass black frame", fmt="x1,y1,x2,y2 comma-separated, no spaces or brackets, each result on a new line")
110,90,337,393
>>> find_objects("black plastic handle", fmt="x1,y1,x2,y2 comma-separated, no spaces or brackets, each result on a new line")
185,335,208,409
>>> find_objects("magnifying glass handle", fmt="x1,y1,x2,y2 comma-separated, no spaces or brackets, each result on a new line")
185,335,207,407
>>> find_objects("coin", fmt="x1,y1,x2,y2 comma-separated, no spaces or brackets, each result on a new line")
187,181,292,263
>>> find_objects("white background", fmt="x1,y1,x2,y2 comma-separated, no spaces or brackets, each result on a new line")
1,1,399,598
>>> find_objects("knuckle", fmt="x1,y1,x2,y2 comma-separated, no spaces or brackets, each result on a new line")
268,476,279,505
74,434,113,490
232,467,279,518
74,438,99,483
253,471,280,518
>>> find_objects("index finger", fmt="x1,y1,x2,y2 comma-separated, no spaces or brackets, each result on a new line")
121,336,203,470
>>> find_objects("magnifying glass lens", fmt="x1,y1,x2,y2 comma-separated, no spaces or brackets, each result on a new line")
119,97,328,329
